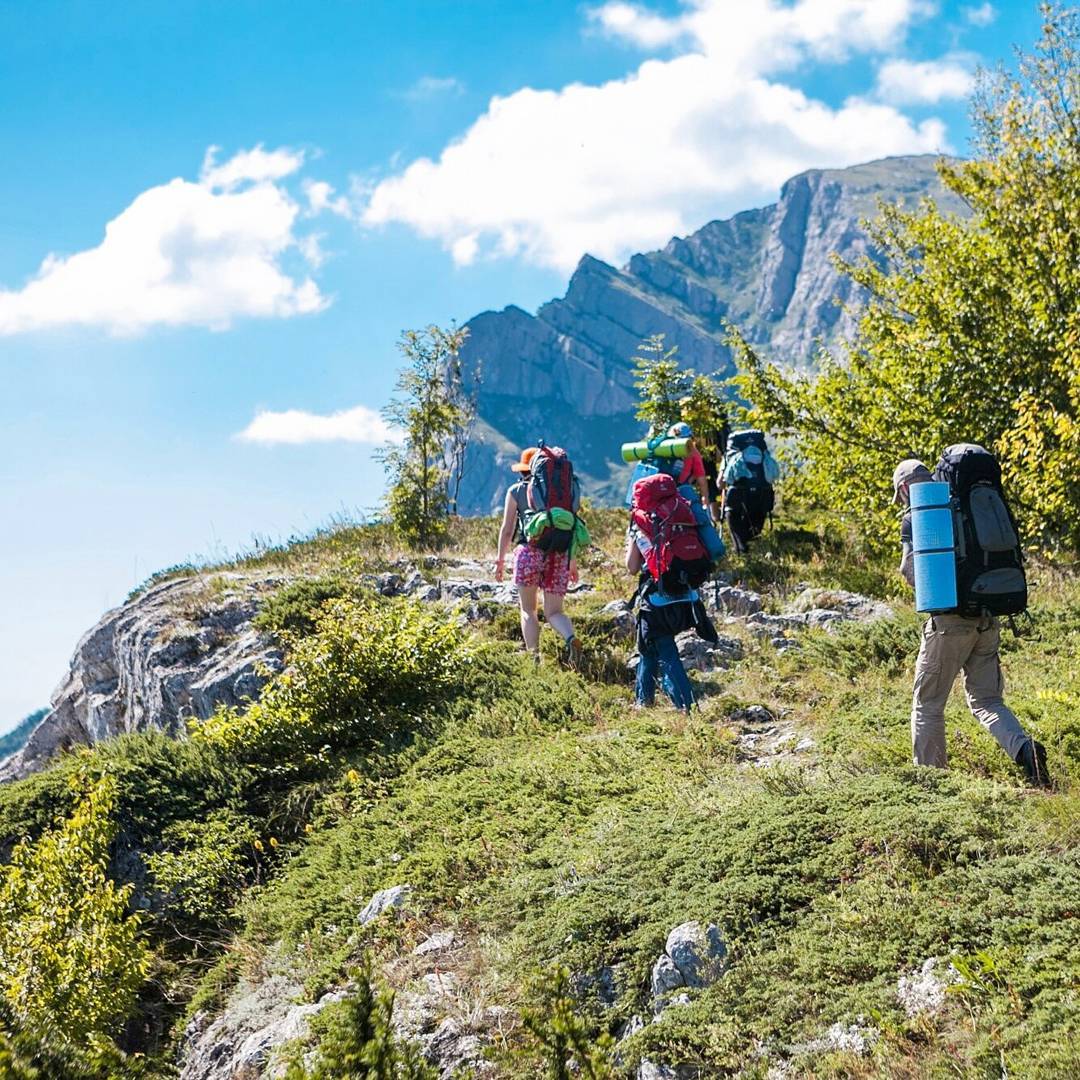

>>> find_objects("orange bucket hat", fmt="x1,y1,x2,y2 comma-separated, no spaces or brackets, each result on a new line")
511,447,538,473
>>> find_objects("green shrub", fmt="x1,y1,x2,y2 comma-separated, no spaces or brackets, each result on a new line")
283,959,437,1079
192,597,472,773
508,966,615,1080
0,775,150,1051
146,812,259,931
799,611,920,680
253,575,356,637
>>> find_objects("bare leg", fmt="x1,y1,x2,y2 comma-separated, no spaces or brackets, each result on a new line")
543,590,574,642
518,585,541,654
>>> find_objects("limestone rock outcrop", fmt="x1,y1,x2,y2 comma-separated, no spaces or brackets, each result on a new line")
0,574,284,782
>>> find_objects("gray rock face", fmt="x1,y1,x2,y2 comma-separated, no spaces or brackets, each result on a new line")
179,976,345,1080
358,884,412,926
1,574,284,782
457,156,966,513
664,922,728,989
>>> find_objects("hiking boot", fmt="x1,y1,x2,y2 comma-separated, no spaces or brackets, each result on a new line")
1015,739,1052,789
563,635,582,669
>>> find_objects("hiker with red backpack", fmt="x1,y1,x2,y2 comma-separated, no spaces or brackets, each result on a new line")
627,471,721,711
496,444,590,664
894,446,1051,787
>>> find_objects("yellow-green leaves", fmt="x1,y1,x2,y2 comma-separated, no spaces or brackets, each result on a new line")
728,8,1080,554
191,597,471,772
0,775,150,1048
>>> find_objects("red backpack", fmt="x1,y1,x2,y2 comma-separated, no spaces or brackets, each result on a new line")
524,444,581,553
631,473,712,594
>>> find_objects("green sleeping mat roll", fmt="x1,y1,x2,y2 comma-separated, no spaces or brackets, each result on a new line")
620,437,691,462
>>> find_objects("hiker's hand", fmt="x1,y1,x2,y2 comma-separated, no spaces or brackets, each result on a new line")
495,558,505,583
569,560,579,585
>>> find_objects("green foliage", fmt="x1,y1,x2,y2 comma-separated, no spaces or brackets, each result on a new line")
380,325,470,550
146,812,259,930
253,575,355,636
511,967,615,1079
0,775,150,1053
799,611,920,680
730,6,1080,552
633,334,690,432
0,1003,152,1080
191,597,471,774
284,960,436,1079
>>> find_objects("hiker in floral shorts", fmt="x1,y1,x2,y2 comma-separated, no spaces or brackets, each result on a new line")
495,447,580,663
513,543,571,593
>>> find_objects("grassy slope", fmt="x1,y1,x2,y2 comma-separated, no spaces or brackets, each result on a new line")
3,507,1079,1077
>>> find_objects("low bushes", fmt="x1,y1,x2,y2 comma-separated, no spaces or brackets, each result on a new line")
192,596,472,775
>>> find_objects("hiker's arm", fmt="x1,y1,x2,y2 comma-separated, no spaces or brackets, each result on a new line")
899,513,915,588
625,533,644,573
695,474,710,505
496,490,517,582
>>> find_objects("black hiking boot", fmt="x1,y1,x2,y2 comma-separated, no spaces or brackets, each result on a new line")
1015,739,1052,789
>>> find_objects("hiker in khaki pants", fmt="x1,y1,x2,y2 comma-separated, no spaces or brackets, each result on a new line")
893,459,1051,786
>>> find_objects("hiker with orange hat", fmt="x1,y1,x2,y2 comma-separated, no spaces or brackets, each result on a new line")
496,446,582,663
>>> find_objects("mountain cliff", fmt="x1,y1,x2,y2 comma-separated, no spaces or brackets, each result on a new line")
458,154,966,512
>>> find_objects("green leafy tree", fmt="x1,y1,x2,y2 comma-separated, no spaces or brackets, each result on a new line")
445,339,481,516
681,372,730,458
633,334,691,433
729,4,1080,552
380,325,469,549
0,775,150,1054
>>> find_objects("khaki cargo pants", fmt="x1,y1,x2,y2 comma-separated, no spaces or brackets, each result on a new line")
911,613,1030,767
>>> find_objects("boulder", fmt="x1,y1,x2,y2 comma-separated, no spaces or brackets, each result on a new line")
414,930,456,956
665,922,728,988
650,954,685,1012
358,884,412,926
712,586,763,617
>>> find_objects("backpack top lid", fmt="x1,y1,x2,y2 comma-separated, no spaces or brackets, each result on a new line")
631,471,680,514
530,443,570,475
727,429,767,455
934,443,1002,496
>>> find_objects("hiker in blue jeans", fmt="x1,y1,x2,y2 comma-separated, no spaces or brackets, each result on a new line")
625,528,698,711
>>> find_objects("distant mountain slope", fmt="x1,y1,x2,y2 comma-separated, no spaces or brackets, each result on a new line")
458,154,966,512
0,708,48,761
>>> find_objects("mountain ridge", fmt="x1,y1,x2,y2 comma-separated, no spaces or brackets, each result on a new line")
457,154,966,512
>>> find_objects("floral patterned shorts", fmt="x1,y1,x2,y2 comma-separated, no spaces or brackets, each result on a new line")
513,544,570,594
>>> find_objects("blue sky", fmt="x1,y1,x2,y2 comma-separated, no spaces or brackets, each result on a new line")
0,0,1042,730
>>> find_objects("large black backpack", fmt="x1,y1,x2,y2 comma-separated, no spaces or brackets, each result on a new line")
933,443,1027,617
725,429,775,532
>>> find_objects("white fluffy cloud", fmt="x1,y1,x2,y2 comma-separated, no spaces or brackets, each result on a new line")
361,0,951,271
963,3,996,27
876,56,976,104
235,404,401,446
0,146,330,337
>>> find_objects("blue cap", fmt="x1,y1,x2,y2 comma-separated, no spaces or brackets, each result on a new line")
668,422,692,438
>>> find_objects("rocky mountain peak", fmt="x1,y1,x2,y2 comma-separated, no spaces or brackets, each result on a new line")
456,154,966,514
